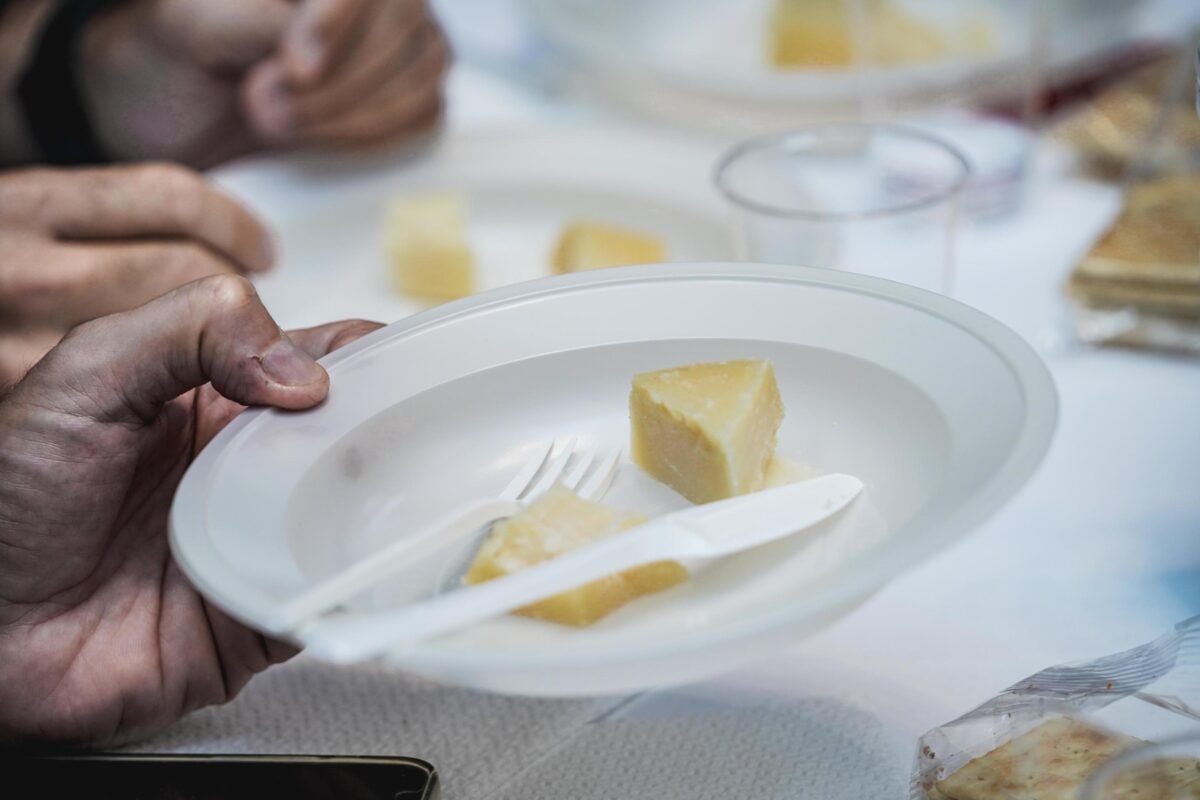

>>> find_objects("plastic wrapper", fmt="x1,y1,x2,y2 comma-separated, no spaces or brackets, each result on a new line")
1054,49,1200,180
1069,302,1200,355
912,615,1200,799
1064,170,1200,357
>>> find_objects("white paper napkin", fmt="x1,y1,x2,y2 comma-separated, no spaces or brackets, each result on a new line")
493,690,905,800
126,657,624,799
128,659,905,799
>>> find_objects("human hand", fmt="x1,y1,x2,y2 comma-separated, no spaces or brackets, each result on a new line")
0,163,272,385
79,0,450,166
0,274,380,745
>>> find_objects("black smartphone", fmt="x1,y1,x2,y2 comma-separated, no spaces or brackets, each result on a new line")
5,753,439,800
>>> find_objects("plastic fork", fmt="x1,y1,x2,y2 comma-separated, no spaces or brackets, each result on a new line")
275,438,620,630
299,473,863,663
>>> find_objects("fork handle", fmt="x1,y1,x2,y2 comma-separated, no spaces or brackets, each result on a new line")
299,521,695,663
274,496,523,631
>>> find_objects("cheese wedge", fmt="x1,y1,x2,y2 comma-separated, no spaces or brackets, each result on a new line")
631,360,784,504
463,485,687,627
552,221,665,273
386,194,474,300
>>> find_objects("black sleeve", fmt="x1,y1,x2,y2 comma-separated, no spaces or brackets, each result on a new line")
17,0,130,165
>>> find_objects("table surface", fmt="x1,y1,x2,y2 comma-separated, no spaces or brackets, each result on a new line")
142,3,1200,796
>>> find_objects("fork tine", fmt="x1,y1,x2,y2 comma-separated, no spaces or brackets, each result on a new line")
522,436,577,499
576,448,620,501
498,440,555,501
560,445,596,492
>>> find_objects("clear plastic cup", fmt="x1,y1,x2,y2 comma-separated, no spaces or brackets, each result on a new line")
714,122,969,293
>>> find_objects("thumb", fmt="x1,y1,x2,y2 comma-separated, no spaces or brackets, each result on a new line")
15,275,328,425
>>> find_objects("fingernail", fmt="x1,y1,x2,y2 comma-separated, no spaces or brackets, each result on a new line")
260,337,325,386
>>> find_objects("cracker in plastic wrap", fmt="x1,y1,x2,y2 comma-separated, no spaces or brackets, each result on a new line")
1055,52,1200,179
1065,173,1200,354
914,615,1200,799
930,717,1142,800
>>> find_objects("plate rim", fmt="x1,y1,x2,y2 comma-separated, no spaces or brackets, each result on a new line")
170,261,1057,672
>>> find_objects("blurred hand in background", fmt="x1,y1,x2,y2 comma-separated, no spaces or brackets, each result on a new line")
2,0,450,167
0,163,273,385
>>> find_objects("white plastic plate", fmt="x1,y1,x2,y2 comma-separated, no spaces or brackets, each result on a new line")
169,262,1056,696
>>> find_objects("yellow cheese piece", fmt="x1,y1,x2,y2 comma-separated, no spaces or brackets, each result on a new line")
463,485,688,627
631,360,784,504
551,221,666,273
768,0,993,70
386,194,475,300
768,0,854,68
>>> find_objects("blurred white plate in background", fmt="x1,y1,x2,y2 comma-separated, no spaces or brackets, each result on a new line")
210,128,733,330
520,0,1159,134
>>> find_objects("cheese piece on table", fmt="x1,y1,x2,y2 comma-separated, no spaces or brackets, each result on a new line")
551,221,665,273
463,485,687,627
386,194,474,300
768,0,854,68
631,360,784,505
933,717,1143,800
768,0,989,70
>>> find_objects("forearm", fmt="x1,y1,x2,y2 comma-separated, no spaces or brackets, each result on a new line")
0,0,52,165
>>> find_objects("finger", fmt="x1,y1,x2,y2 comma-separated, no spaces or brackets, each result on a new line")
0,329,61,387
284,318,383,358
243,3,426,141
202,604,299,702
299,85,443,148
282,0,379,86
244,53,445,146
242,58,294,143
281,0,428,123
192,384,248,455
16,275,328,426
191,318,382,452
157,0,292,71
38,241,246,328
286,30,448,145
25,164,274,273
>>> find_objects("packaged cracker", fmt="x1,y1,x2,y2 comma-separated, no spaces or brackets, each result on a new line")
914,615,1200,799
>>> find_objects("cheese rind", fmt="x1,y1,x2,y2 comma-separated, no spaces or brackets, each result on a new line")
630,360,784,504
463,485,687,626
386,194,475,299
552,221,665,273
